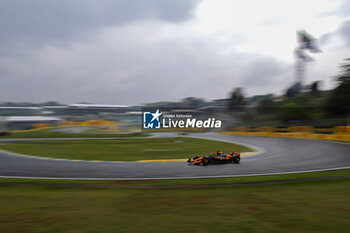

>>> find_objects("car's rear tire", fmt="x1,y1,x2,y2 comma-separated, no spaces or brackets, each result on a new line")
232,156,240,164
202,158,209,166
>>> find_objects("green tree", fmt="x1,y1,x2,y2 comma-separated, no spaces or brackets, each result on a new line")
325,58,350,116
229,88,245,112
279,102,310,123
256,98,278,114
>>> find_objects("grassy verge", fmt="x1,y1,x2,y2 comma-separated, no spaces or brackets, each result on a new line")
0,169,350,233
0,137,252,161
1,168,350,187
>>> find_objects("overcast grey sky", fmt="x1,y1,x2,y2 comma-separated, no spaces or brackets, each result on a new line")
0,0,349,105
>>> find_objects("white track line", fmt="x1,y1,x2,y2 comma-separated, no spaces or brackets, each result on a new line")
1,166,350,180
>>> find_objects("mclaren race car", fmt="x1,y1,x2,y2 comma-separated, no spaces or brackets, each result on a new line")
187,151,241,165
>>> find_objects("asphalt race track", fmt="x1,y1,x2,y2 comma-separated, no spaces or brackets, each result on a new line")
0,133,349,180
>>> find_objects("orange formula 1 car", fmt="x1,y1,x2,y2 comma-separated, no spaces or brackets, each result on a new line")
187,151,241,165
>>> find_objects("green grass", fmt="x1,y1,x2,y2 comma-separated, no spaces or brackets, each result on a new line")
0,137,252,161
0,130,148,138
0,170,350,233
1,168,350,187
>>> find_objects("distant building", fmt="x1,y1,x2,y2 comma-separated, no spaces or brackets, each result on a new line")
285,81,321,98
286,83,302,98
0,107,41,116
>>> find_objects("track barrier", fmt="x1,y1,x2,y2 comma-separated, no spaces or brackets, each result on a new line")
222,126,350,142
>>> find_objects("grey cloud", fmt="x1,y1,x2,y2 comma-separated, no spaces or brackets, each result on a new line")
319,19,350,47
339,20,350,46
319,32,333,46
0,0,200,45
0,0,300,104
334,0,350,17
319,0,350,18
237,58,289,88
0,32,292,104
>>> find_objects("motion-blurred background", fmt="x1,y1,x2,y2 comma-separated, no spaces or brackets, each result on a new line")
0,0,349,136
